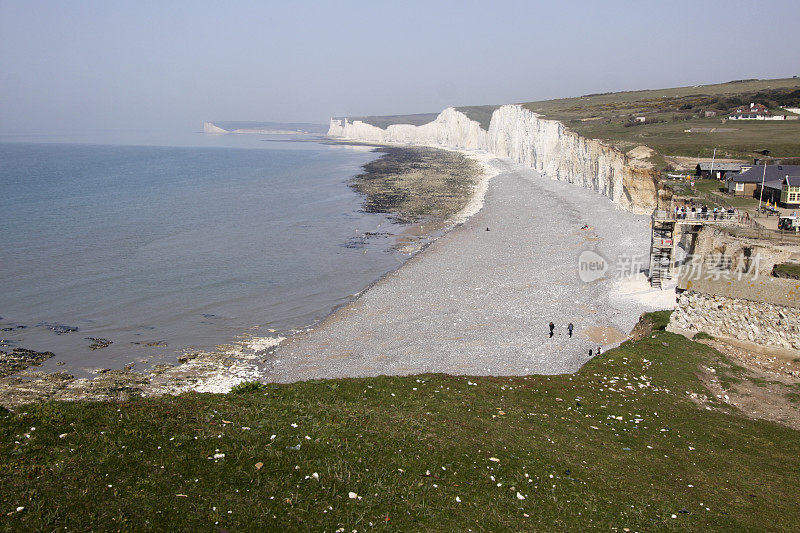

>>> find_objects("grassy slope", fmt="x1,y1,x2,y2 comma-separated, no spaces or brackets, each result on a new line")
774,262,800,279
454,105,501,130
521,78,800,160
2,315,798,531
342,113,440,129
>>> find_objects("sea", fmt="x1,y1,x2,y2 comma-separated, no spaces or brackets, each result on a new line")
0,131,406,376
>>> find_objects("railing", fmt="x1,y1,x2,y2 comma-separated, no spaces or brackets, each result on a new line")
719,223,800,244
653,209,739,222
652,209,800,243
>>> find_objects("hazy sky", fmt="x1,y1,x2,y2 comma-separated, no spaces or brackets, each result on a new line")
1,0,799,133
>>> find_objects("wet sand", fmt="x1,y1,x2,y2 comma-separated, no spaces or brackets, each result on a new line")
265,156,671,382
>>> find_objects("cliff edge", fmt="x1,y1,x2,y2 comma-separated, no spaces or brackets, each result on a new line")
329,104,667,214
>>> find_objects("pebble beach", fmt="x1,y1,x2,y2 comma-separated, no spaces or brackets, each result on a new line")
265,154,674,382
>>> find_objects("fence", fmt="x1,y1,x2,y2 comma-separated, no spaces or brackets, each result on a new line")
652,210,800,244
720,223,800,245
654,209,738,222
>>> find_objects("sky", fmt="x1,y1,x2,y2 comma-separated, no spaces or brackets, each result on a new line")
1,0,799,134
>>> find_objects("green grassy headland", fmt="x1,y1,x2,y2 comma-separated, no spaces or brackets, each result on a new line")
2,312,799,531
521,78,800,161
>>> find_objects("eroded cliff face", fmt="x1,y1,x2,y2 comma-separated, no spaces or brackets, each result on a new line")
329,107,488,150
328,104,664,213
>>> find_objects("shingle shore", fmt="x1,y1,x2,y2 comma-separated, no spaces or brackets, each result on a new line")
267,157,665,381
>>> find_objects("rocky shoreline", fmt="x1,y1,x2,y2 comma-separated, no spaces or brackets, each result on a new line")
351,145,482,224
0,145,486,408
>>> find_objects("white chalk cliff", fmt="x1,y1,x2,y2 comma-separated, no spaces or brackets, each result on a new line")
203,121,229,134
328,105,663,213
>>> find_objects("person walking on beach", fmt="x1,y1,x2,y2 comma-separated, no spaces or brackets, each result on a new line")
567,323,574,337
549,322,555,338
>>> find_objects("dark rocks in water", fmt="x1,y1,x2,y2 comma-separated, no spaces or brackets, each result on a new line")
37,322,79,335
145,341,167,347
344,237,367,249
86,337,113,350
177,352,200,364
2,325,27,331
0,348,56,377
202,314,217,318
350,146,481,224
151,363,174,375
44,371,74,381
130,340,168,347
344,231,393,249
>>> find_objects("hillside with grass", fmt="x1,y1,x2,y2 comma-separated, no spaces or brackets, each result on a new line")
2,313,799,531
521,78,800,162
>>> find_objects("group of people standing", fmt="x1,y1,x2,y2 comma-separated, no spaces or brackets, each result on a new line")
548,321,602,357
673,203,735,221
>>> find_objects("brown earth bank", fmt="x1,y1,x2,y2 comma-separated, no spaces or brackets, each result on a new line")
691,335,800,430
632,314,800,430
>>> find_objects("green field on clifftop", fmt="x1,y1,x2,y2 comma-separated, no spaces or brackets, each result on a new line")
522,77,800,160
2,314,799,531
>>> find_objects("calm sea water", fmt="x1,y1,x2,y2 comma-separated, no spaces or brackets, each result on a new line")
0,136,404,375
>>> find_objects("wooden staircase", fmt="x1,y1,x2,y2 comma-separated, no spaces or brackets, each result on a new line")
649,219,676,290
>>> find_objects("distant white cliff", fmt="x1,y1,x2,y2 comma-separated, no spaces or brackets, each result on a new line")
203,121,229,134
203,121,303,135
328,105,663,214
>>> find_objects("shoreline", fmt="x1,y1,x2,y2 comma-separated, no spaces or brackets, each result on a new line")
0,143,494,407
0,139,675,405
145,144,498,394
264,151,672,383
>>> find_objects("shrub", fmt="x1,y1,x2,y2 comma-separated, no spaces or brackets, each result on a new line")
229,381,267,394
694,331,715,340
641,310,673,331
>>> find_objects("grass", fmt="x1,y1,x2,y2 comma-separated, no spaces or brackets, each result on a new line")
455,105,501,130
343,113,440,129
773,262,800,279
2,313,799,531
665,178,762,210
521,78,800,160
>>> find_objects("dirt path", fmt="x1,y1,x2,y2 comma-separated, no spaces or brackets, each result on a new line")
695,337,800,430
